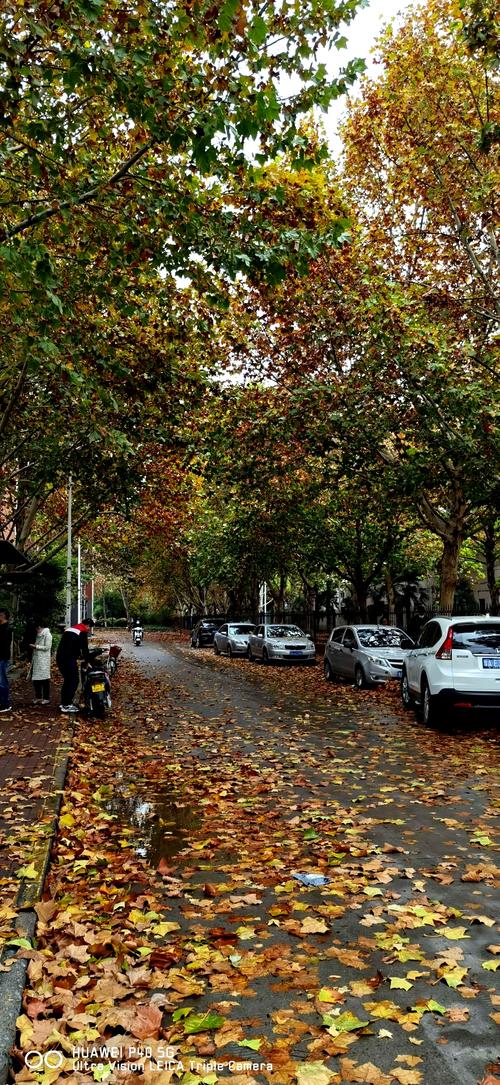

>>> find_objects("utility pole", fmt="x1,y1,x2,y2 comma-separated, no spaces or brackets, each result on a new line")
64,476,73,626
77,538,82,623
260,582,268,625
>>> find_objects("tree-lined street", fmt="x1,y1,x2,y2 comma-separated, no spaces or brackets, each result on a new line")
0,0,499,1080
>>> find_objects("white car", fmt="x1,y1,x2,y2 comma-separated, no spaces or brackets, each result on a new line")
213,622,255,657
247,624,316,664
401,615,500,725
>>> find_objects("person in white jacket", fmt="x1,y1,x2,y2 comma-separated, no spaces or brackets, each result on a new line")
29,621,53,705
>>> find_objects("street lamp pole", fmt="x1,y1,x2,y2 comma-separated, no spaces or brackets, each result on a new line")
64,476,73,626
77,538,82,623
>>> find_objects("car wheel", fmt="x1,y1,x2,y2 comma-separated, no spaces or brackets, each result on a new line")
262,648,269,665
247,647,254,661
401,669,415,710
354,665,367,689
228,645,233,659
421,679,437,726
196,636,201,648
324,659,334,682
214,642,220,656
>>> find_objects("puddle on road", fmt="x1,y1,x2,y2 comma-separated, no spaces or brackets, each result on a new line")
107,774,201,865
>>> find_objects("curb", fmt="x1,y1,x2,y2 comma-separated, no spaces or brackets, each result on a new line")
0,719,75,1085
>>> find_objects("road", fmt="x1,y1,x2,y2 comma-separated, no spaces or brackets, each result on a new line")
12,635,499,1085
119,637,499,1085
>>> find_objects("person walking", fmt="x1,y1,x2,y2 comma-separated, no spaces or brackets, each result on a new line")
0,609,12,713
29,620,52,704
56,622,90,713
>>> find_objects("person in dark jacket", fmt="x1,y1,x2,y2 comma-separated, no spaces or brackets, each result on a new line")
0,609,12,712
56,622,90,712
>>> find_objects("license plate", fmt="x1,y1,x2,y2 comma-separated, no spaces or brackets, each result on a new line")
289,651,304,657
483,658,500,669
91,682,105,692
393,669,402,679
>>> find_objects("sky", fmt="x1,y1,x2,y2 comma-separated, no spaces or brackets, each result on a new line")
323,0,415,150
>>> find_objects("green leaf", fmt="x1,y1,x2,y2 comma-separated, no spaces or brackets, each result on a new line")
173,1007,193,1021
217,0,239,32
237,1038,262,1051
92,1066,112,1082
249,16,268,46
426,1000,446,1015
16,863,38,880
183,1012,225,1035
324,1012,369,1034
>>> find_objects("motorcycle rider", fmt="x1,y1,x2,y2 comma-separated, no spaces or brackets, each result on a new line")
57,622,90,713
132,617,143,643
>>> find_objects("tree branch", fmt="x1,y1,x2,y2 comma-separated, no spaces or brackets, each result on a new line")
2,141,155,241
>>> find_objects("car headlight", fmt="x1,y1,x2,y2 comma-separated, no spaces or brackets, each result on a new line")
367,655,387,665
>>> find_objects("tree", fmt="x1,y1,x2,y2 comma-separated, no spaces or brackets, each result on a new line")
0,0,365,561
222,0,499,609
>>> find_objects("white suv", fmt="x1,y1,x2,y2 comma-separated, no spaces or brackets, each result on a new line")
401,615,500,724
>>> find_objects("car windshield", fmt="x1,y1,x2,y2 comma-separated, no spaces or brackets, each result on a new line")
202,622,219,628
356,627,413,649
452,624,500,655
266,625,304,638
228,625,254,634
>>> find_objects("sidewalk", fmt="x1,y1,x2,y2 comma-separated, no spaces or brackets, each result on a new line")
0,670,74,1085
0,670,67,882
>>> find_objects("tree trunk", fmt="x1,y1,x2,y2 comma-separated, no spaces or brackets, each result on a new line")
120,587,130,622
484,518,499,615
353,581,368,620
439,538,461,610
276,574,286,621
385,567,396,614
418,479,468,612
300,575,316,634
249,575,259,625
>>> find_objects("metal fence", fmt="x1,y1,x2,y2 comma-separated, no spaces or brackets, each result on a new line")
178,602,494,643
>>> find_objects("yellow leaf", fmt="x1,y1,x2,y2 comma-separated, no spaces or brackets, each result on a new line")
390,978,413,991
296,1062,335,1085
300,917,329,934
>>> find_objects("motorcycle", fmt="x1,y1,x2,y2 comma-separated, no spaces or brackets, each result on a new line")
81,648,112,718
100,643,122,676
132,626,143,646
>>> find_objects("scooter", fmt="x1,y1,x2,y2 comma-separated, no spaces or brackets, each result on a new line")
81,648,111,718
132,626,143,646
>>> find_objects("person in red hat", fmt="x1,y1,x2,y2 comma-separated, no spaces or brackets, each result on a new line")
56,622,90,712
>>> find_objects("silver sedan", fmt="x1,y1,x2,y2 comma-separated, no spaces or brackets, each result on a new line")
247,624,316,664
324,624,414,688
214,622,255,657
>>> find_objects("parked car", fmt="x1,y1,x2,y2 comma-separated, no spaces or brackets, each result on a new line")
401,615,500,725
247,624,316,664
190,620,222,648
214,622,255,657
324,624,414,688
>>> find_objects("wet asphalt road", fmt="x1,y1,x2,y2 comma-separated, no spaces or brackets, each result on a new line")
119,638,499,1085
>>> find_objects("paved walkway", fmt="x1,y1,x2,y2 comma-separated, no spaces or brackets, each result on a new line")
0,670,66,882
